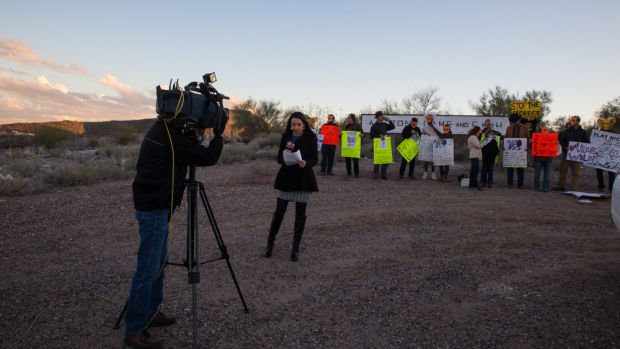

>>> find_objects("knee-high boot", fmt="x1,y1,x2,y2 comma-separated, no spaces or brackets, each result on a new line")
264,212,285,258
290,215,306,261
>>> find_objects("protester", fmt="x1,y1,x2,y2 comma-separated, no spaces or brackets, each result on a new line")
265,112,318,261
595,122,617,192
553,115,589,191
467,126,483,190
319,114,338,175
438,124,454,182
370,111,395,180
421,113,441,180
126,117,225,349
481,129,500,188
504,113,531,189
534,126,553,192
343,113,362,178
399,117,422,179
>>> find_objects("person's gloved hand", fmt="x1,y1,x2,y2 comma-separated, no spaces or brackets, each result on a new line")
213,109,229,137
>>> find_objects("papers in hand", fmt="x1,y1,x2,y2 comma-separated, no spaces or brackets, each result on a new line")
283,150,303,165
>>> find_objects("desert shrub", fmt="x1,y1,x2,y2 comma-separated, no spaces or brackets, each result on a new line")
253,133,282,148
43,161,131,187
58,136,90,151
219,142,259,164
256,146,278,159
0,175,28,196
5,158,39,178
114,125,138,145
46,148,64,157
34,126,74,149
0,134,35,148
87,138,99,148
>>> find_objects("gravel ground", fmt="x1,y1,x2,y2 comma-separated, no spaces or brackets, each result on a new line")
1,158,619,348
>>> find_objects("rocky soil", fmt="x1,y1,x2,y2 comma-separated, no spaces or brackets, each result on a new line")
1,159,619,348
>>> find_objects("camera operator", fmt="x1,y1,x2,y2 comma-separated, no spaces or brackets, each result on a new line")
124,118,225,349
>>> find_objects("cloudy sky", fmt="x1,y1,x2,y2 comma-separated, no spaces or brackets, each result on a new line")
1,0,618,124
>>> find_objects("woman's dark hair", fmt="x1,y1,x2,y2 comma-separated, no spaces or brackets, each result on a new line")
375,111,383,118
347,113,356,122
284,111,311,136
468,126,481,136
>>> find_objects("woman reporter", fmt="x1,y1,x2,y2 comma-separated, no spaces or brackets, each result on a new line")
264,112,319,261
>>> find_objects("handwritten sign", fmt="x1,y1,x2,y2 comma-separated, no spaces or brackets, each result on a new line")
360,114,509,135
418,135,436,162
341,131,361,158
432,138,454,166
503,138,527,168
588,130,620,172
567,141,597,163
320,125,340,146
511,101,542,120
316,134,324,151
397,138,419,162
373,137,393,164
532,133,558,157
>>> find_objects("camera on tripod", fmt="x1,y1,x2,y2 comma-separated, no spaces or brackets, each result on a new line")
156,72,229,136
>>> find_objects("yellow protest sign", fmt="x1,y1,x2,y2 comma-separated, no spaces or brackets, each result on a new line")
373,137,393,164
510,101,542,120
341,131,361,158
396,138,419,162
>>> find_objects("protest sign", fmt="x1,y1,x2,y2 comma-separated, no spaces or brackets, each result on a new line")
360,114,509,135
532,133,558,157
588,130,620,172
418,135,436,162
432,138,454,166
317,134,324,151
510,101,542,120
566,141,597,164
341,131,361,158
373,137,393,164
320,125,340,146
397,138,420,163
503,138,527,168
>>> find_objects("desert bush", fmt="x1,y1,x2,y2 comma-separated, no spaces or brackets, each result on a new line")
58,136,90,151
46,148,64,157
219,142,259,164
0,175,28,196
114,125,138,145
0,134,35,148
43,161,131,187
34,126,74,149
256,146,278,159
4,158,39,178
253,133,282,148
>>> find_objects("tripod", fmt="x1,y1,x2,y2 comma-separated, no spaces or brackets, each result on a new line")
115,165,249,348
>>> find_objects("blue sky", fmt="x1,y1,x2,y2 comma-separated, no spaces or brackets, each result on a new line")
0,0,618,124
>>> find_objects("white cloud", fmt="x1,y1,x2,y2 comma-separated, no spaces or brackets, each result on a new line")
0,38,88,75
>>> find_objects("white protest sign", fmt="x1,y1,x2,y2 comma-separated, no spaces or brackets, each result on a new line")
360,114,509,135
418,135,436,162
317,134,324,151
503,138,527,168
347,132,357,148
566,141,597,164
432,138,454,166
588,130,620,173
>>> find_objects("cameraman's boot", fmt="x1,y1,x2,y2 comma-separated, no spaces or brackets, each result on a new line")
290,215,306,262
265,212,285,258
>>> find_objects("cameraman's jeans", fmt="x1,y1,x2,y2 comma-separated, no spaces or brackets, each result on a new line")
320,144,336,173
126,209,169,335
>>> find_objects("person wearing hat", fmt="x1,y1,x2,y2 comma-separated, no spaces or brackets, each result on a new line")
421,113,441,179
553,115,589,191
370,111,395,179
319,114,338,176
399,117,422,179
503,113,530,188
344,113,363,178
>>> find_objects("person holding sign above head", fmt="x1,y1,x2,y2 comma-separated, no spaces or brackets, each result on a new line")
533,126,553,192
422,113,441,180
438,124,454,182
553,115,589,191
504,113,531,189
265,112,318,262
319,114,339,176
399,117,422,179
467,126,483,190
343,113,363,178
370,111,395,180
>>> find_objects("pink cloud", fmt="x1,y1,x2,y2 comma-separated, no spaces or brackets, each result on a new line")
0,38,88,75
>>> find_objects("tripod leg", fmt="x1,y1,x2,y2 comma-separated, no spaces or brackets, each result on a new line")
199,184,249,313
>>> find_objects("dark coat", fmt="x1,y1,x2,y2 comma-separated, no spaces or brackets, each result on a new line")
370,120,395,138
133,119,223,211
400,125,421,141
482,138,500,163
274,130,319,192
559,126,589,152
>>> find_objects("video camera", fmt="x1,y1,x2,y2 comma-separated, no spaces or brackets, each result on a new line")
156,73,229,136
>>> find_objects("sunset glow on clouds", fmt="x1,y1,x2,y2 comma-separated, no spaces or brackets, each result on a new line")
0,38,156,123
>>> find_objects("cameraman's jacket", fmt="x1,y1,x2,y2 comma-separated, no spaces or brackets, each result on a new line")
274,130,319,193
133,119,223,211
